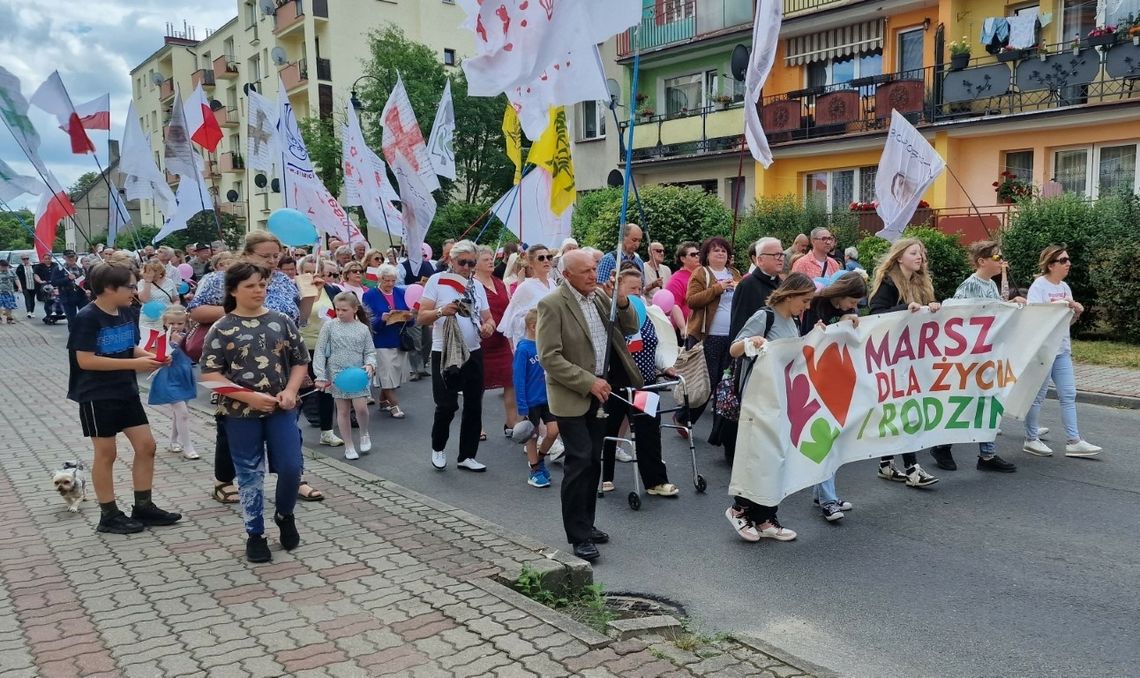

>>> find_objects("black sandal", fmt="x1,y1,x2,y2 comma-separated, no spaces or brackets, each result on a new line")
212,482,239,504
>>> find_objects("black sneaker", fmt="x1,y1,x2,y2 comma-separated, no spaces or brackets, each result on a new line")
274,513,300,551
931,446,957,471
977,455,1017,473
96,510,145,535
246,535,272,563
820,503,845,522
131,502,183,526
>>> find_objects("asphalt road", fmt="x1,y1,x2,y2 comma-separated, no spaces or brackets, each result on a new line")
297,375,1140,678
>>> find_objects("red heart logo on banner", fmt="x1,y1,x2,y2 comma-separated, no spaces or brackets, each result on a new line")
784,362,821,446
803,343,857,426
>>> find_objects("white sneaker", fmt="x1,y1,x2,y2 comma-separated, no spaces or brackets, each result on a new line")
1064,440,1101,457
182,448,200,460
431,450,447,470
905,464,939,488
755,519,797,541
546,437,565,463
725,507,760,542
359,434,372,454
320,430,344,447
1038,427,1050,438
1023,439,1053,457
457,458,487,472
345,448,360,461
26,313,32,319
169,443,183,454
615,442,634,463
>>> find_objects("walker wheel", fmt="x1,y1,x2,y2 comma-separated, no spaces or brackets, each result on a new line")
628,492,641,510
695,475,707,493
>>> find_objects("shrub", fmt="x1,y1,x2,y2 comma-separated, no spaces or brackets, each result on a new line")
1091,241,1140,343
858,228,970,302
571,185,732,262
736,195,858,263
856,235,891,271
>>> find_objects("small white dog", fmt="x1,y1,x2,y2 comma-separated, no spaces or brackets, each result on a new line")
52,460,88,512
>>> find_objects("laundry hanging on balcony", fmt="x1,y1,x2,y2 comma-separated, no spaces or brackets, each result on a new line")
784,19,884,66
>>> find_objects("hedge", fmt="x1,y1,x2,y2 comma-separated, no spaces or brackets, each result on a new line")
856,227,971,303
736,195,859,262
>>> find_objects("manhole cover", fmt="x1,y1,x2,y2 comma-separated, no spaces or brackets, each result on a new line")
604,592,686,620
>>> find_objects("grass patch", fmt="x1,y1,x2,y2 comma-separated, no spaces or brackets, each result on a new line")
661,618,731,656
515,566,615,634
1071,339,1140,369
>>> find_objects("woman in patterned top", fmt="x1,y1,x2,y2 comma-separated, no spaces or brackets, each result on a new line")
200,261,310,563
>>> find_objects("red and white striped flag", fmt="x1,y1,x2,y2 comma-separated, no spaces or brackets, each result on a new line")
198,376,253,395
632,390,660,417
64,93,110,132
29,71,94,154
185,84,223,152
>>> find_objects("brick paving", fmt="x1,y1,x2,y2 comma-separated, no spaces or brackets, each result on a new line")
0,321,823,677
1072,363,1140,400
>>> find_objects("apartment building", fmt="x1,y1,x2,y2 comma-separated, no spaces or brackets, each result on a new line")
129,0,471,234
583,0,1140,238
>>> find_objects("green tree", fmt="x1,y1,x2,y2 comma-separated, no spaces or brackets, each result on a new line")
68,171,101,201
426,201,504,254
451,71,515,204
298,116,344,197
0,209,36,249
736,195,859,263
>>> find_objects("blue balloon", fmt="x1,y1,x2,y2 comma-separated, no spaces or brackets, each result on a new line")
267,208,318,247
334,367,370,393
177,281,190,295
141,299,167,321
629,295,647,328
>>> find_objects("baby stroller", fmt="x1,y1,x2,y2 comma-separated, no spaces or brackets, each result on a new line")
38,285,66,325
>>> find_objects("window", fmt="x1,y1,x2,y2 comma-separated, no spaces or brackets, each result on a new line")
806,52,882,91
805,166,877,210
897,28,924,77
705,70,744,104
1097,145,1137,196
1061,0,1096,44
250,55,261,83
443,48,456,66
1053,143,1139,197
202,52,211,70
727,176,747,214
664,73,703,116
1004,150,1034,182
1054,149,1089,195
577,100,606,141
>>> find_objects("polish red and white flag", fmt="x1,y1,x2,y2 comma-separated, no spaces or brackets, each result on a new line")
67,93,111,131
198,377,253,395
184,84,223,152
29,71,94,154
33,171,75,260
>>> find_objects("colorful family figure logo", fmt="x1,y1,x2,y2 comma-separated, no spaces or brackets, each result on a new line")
784,341,856,464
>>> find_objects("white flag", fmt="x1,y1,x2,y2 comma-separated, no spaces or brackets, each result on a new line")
246,88,280,173
342,103,403,240
744,0,782,168
0,157,42,203
0,66,50,178
426,80,457,180
487,168,573,247
153,157,213,244
380,76,440,193
459,0,639,97
507,46,609,139
276,78,366,244
874,110,945,242
391,153,437,263
29,71,95,154
121,102,176,217
163,91,198,179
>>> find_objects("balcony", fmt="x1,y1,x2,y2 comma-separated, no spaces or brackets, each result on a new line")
783,0,853,19
619,102,746,162
159,78,174,102
279,59,309,92
617,0,754,58
191,69,215,89
220,202,246,218
219,151,245,173
213,54,238,80
214,106,239,128
274,0,304,34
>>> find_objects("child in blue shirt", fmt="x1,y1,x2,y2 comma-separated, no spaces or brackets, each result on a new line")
513,309,559,488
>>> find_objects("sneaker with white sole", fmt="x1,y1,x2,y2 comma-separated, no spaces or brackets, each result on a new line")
1064,440,1101,457
814,498,853,511
431,450,447,470
457,458,487,472
820,503,845,522
320,430,344,447
755,518,797,541
905,464,939,488
1038,427,1050,438
878,463,907,482
1023,439,1053,457
725,507,760,542
615,443,634,463
528,468,551,488
344,448,359,460
359,434,371,454
182,448,200,460
546,438,565,462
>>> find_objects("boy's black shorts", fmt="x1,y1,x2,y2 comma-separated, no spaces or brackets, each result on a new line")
527,404,556,426
78,398,149,438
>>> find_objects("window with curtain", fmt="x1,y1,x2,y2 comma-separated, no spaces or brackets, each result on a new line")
859,166,878,202
831,170,855,209
1004,151,1034,182
898,29,924,77
1054,149,1089,195
806,167,877,209
664,73,703,116
805,52,883,90
1061,0,1096,43
1098,145,1137,196
578,100,606,140
1107,0,1140,27
806,172,829,207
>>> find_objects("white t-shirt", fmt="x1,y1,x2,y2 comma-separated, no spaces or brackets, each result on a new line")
708,268,734,337
1027,276,1072,354
423,272,490,352
497,277,555,348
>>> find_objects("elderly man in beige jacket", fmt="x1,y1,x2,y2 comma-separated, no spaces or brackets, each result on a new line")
536,250,642,562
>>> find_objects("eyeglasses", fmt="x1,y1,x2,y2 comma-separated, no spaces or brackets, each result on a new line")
651,248,664,254
455,259,476,268
683,251,699,258
758,252,785,259
813,236,836,242
989,254,1005,261
535,254,552,262
1053,257,1071,264
126,284,138,291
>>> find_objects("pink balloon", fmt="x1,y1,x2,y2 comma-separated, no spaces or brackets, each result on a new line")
404,283,424,308
177,263,194,279
651,289,675,314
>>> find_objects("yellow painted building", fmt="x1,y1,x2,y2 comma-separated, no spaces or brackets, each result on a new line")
594,0,1140,236
129,0,472,236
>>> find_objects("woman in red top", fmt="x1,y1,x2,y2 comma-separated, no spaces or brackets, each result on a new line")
665,241,701,340
475,245,518,439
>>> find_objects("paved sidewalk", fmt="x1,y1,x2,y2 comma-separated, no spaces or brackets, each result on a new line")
1072,363,1140,403
0,322,821,677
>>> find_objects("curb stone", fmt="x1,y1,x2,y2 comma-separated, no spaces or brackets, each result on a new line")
468,577,611,649
732,633,842,678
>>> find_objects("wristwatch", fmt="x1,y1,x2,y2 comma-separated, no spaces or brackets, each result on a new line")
436,308,443,318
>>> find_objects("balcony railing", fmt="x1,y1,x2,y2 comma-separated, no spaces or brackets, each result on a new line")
213,54,238,80
783,0,851,18
191,69,215,89
274,0,304,34
159,78,174,101
619,101,746,162
214,106,239,128
219,151,245,173
617,0,754,58
316,57,332,82
279,58,309,91
220,202,246,218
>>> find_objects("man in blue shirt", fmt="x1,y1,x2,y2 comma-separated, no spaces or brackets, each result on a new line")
596,223,644,290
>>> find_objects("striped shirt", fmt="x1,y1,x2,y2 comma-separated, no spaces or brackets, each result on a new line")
568,285,609,376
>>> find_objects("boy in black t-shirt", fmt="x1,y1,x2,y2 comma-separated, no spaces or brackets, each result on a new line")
68,262,183,534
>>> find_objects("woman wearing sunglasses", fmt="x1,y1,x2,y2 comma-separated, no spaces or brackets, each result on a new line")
1023,245,1101,458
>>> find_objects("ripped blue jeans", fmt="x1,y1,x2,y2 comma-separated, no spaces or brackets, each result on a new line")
222,409,303,536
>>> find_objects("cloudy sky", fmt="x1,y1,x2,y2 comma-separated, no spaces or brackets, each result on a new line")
0,0,235,209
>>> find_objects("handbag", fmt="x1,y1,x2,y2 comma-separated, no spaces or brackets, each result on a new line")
672,340,710,408
183,322,210,363
713,361,742,422
399,323,417,352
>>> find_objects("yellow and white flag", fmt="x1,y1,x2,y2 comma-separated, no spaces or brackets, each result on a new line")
502,105,523,184
525,106,574,216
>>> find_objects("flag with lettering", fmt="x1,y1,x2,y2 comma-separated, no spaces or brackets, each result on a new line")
875,110,945,242
341,102,403,237
730,302,1070,506
380,75,440,193
426,80,457,180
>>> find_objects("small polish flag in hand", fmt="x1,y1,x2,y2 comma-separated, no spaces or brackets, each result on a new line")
198,377,253,395
632,390,660,417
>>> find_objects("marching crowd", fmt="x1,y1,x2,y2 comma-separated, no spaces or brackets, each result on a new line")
37,225,1100,563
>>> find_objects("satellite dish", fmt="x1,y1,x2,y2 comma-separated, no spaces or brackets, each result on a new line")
271,47,288,66
606,78,621,107
730,44,750,82
151,72,165,86
606,169,623,188
270,178,281,193
258,0,276,15
226,189,240,202
209,99,224,111
242,82,257,95
254,173,268,188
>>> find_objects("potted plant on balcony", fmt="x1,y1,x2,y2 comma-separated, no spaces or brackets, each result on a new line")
637,106,655,120
1126,14,1140,44
1037,42,1049,62
713,94,734,110
1071,33,1082,55
993,171,1032,203
949,37,971,71
997,45,1022,62
1087,25,1117,48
